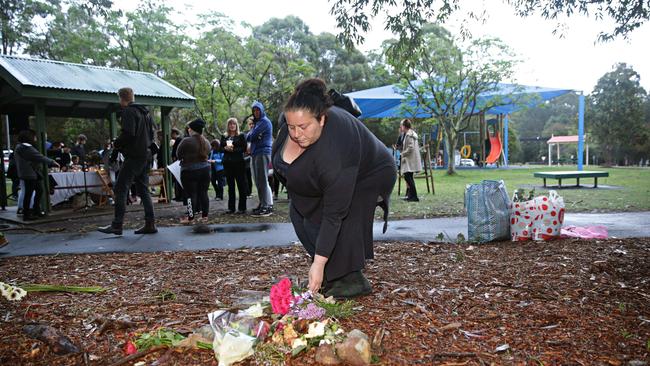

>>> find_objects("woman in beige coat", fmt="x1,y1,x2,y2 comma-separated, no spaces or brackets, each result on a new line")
400,119,422,202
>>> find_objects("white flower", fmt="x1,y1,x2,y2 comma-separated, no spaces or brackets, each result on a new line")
241,303,264,318
1,283,27,301
291,337,307,350
10,288,27,301
305,321,327,339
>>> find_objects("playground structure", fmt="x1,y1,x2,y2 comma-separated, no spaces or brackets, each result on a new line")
428,114,507,169
347,81,588,171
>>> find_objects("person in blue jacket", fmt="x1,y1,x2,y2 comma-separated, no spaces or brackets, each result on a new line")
246,101,274,217
209,139,225,200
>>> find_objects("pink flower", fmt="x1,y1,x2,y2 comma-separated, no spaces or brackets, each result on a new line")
124,341,137,355
270,278,293,315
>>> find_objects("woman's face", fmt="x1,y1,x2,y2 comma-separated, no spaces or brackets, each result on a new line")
285,109,325,148
227,121,237,133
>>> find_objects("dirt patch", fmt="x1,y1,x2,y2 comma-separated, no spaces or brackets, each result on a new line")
1,238,649,365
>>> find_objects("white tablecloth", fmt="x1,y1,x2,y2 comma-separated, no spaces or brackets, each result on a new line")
50,172,104,206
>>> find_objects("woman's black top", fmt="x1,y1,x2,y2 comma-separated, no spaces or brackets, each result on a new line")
220,133,246,165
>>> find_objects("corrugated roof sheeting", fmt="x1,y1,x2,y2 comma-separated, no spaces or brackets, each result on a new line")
0,55,194,101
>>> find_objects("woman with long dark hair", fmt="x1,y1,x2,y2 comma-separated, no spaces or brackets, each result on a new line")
176,119,211,223
272,78,396,298
221,118,248,214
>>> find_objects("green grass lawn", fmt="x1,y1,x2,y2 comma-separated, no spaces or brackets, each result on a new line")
386,166,650,220
5,166,648,223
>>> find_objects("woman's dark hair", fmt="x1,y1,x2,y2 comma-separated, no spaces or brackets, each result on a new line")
194,135,210,160
284,78,334,119
401,119,412,129
211,139,220,149
17,129,36,143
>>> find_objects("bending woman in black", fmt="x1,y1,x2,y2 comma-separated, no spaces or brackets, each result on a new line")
272,78,396,298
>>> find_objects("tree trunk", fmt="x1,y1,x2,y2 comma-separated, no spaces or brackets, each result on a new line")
444,129,457,175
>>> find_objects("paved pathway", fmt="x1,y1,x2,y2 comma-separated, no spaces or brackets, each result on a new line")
2,212,649,258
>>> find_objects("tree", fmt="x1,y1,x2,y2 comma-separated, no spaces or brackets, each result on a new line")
104,0,185,74
26,2,113,64
589,63,647,165
330,0,650,48
0,0,59,55
387,24,519,175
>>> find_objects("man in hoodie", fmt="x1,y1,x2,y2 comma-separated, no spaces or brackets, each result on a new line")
246,101,274,216
98,87,157,235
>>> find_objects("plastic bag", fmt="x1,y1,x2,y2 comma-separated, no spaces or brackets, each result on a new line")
510,190,565,241
207,306,269,366
465,180,511,242
530,191,565,241
510,194,537,241
561,225,607,239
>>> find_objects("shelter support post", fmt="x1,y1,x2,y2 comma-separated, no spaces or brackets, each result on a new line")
0,114,7,209
161,107,173,201
556,143,560,166
478,113,480,166
578,93,585,171
548,143,552,166
34,100,51,212
586,143,589,166
109,111,118,141
4,114,9,151
503,114,509,166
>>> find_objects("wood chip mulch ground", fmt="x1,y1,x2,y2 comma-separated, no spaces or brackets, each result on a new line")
1,238,649,365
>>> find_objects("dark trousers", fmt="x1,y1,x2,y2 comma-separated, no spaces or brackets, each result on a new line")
224,162,247,212
270,175,281,199
245,164,252,196
403,172,418,199
181,166,211,219
113,158,154,225
211,170,225,199
289,203,320,258
10,178,19,198
22,178,42,216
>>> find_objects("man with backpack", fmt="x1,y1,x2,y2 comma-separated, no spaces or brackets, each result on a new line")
98,87,157,235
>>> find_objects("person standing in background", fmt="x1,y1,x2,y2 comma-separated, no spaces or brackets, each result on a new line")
98,87,157,235
247,102,274,217
176,119,212,223
70,134,87,165
209,139,226,200
221,118,248,214
399,119,423,202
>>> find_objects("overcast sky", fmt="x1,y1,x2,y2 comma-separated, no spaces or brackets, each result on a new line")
114,0,650,93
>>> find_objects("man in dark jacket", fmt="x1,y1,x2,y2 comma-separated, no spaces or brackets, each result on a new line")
14,129,59,220
98,87,157,235
246,101,274,217
70,134,87,164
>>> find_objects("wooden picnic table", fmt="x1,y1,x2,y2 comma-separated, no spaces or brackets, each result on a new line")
533,171,609,188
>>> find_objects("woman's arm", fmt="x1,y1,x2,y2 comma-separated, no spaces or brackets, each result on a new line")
401,133,413,156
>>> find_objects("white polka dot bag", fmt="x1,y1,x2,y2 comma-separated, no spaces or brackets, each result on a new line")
509,195,536,241
530,190,565,241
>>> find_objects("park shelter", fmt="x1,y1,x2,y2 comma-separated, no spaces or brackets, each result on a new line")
547,135,590,166
0,55,195,211
346,81,587,169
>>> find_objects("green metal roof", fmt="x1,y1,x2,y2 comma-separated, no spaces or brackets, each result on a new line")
0,55,195,104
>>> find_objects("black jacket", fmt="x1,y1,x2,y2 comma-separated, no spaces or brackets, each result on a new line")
220,133,247,165
15,143,56,180
115,103,154,159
